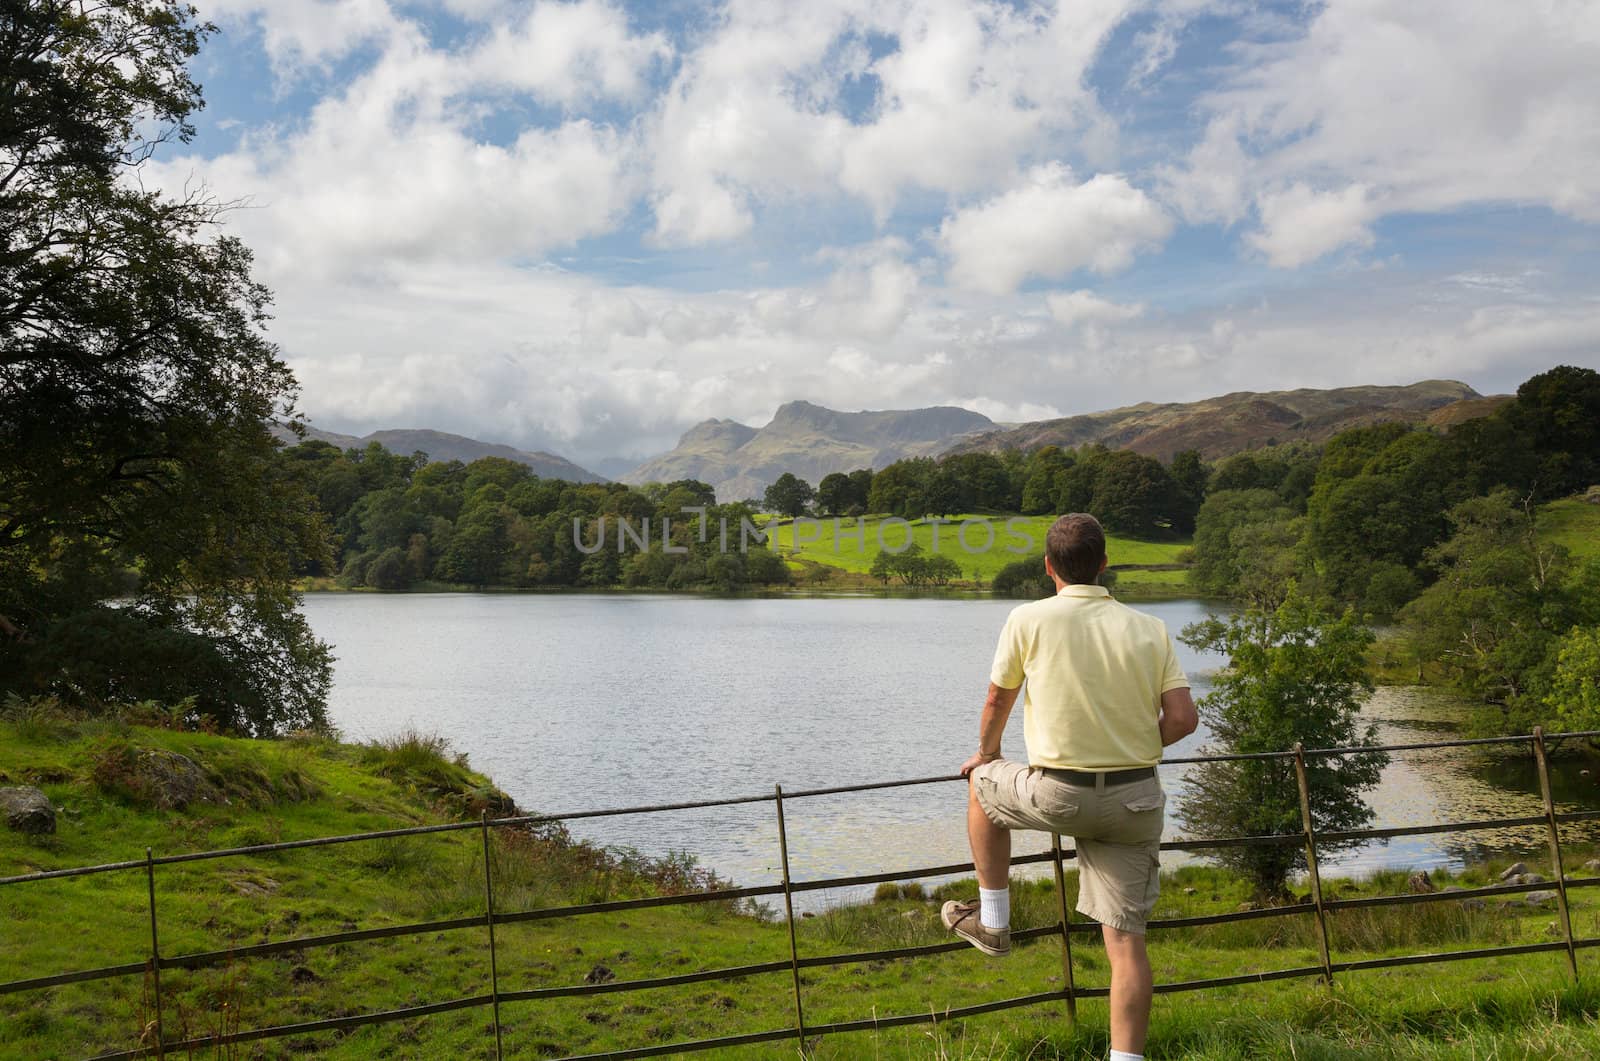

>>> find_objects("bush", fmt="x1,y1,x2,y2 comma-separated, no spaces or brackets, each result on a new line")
992,554,1051,598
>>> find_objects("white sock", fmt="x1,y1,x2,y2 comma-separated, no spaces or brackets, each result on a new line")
1109,1051,1144,1061
978,886,1010,930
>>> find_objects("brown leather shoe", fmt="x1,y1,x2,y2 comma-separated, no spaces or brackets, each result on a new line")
941,899,1011,956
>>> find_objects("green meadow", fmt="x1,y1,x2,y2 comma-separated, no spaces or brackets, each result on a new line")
7,713,1600,1059
1537,498,1600,562
762,514,1191,589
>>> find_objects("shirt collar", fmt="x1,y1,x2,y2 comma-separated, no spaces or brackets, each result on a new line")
1056,584,1110,598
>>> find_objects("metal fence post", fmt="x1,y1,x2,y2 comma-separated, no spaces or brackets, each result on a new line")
481,812,504,1059
1292,745,1335,987
1532,727,1579,981
774,785,808,1056
144,847,164,1059
1049,833,1078,1022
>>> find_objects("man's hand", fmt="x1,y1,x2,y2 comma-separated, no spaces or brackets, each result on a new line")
960,749,1001,777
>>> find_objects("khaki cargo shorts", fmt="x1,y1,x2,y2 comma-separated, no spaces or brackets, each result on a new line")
970,759,1165,934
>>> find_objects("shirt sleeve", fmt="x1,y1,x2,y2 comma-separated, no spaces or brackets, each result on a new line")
1159,626,1189,693
989,609,1027,689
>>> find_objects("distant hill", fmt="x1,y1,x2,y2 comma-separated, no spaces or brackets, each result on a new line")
622,401,995,502
271,424,605,483
947,380,1486,462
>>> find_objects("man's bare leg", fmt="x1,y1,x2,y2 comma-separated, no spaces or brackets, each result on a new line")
1102,925,1153,1056
967,778,1011,890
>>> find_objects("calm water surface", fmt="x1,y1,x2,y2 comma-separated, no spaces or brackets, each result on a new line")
301,593,1600,903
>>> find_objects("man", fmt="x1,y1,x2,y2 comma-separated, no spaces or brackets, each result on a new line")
943,513,1198,1061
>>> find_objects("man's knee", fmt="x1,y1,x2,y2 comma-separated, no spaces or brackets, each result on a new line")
1102,924,1147,957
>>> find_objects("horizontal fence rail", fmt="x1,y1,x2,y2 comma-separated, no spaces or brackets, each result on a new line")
4,728,1600,1059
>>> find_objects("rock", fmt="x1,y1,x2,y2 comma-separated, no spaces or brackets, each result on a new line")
583,964,615,985
1407,870,1435,894
0,786,55,835
229,877,280,899
1499,862,1528,882
1582,859,1600,873
1525,890,1559,906
1235,901,1260,913
1523,872,1547,885
1459,898,1487,911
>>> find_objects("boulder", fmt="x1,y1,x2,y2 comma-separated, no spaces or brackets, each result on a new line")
1524,890,1559,906
1499,862,1528,881
1407,870,1435,894
1523,872,1547,885
1459,898,1487,911
1583,859,1600,873
0,786,55,835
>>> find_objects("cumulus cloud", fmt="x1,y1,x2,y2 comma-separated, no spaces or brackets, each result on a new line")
1165,0,1600,262
939,164,1172,294
1247,183,1377,268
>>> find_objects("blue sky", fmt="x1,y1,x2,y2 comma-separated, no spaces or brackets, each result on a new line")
151,1,1600,466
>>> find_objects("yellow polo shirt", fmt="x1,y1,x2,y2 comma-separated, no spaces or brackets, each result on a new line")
990,584,1189,770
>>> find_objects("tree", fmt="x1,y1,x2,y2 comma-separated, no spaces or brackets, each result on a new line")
1502,365,1600,498
0,1,333,734
1168,449,1207,535
1399,490,1599,728
1542,627,1600,735
763,473,815,517
816,472,854,516
1178,593,1388,898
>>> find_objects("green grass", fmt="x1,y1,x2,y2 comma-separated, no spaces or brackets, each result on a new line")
764,514,1190,583
6,712,1600,1058
1539,497,1600,562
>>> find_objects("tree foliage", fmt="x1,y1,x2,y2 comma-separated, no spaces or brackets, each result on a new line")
1178,593,1388,897
763,472,814,517
1399,490,1600,730
0,1,333,734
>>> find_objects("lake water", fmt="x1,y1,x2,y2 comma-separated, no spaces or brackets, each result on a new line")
301,593,1600,905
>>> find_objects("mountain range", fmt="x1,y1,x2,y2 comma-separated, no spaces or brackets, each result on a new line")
948,380,1491,463
278,379,1503,502
619,400,996,502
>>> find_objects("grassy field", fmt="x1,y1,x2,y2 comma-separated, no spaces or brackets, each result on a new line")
763,514,1191,592
1538,497,1600,562
7,713,1600,1058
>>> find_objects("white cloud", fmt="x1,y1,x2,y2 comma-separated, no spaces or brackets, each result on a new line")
1166,0,1600,262
939,164,1172,294
1247,183,1377,268
645,0,1137,244
468,1,672,105
200,0,403,71
1047,289,1145,328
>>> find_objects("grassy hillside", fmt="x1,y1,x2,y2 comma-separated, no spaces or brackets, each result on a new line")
6,712,1600,1058
1539,497,1600,561
763,514,1191,593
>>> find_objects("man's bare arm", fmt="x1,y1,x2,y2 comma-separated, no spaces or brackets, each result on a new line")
960,682,1022,776
1159,687,1198,747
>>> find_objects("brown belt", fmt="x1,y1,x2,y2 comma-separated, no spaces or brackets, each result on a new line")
1041,766,1156,786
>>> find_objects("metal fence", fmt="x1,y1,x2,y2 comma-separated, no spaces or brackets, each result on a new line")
5,726,1600,1060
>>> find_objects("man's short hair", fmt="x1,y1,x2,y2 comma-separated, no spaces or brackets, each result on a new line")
1046,513,1106,585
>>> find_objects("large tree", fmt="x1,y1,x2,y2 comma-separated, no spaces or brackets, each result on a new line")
1178,593,1388,898
0,1,333,733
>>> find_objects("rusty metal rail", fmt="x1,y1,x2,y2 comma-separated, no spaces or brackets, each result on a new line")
2,727,1598,1060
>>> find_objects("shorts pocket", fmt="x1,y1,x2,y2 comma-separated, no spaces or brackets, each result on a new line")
1121,791,1166,813
1030,776,1080,820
